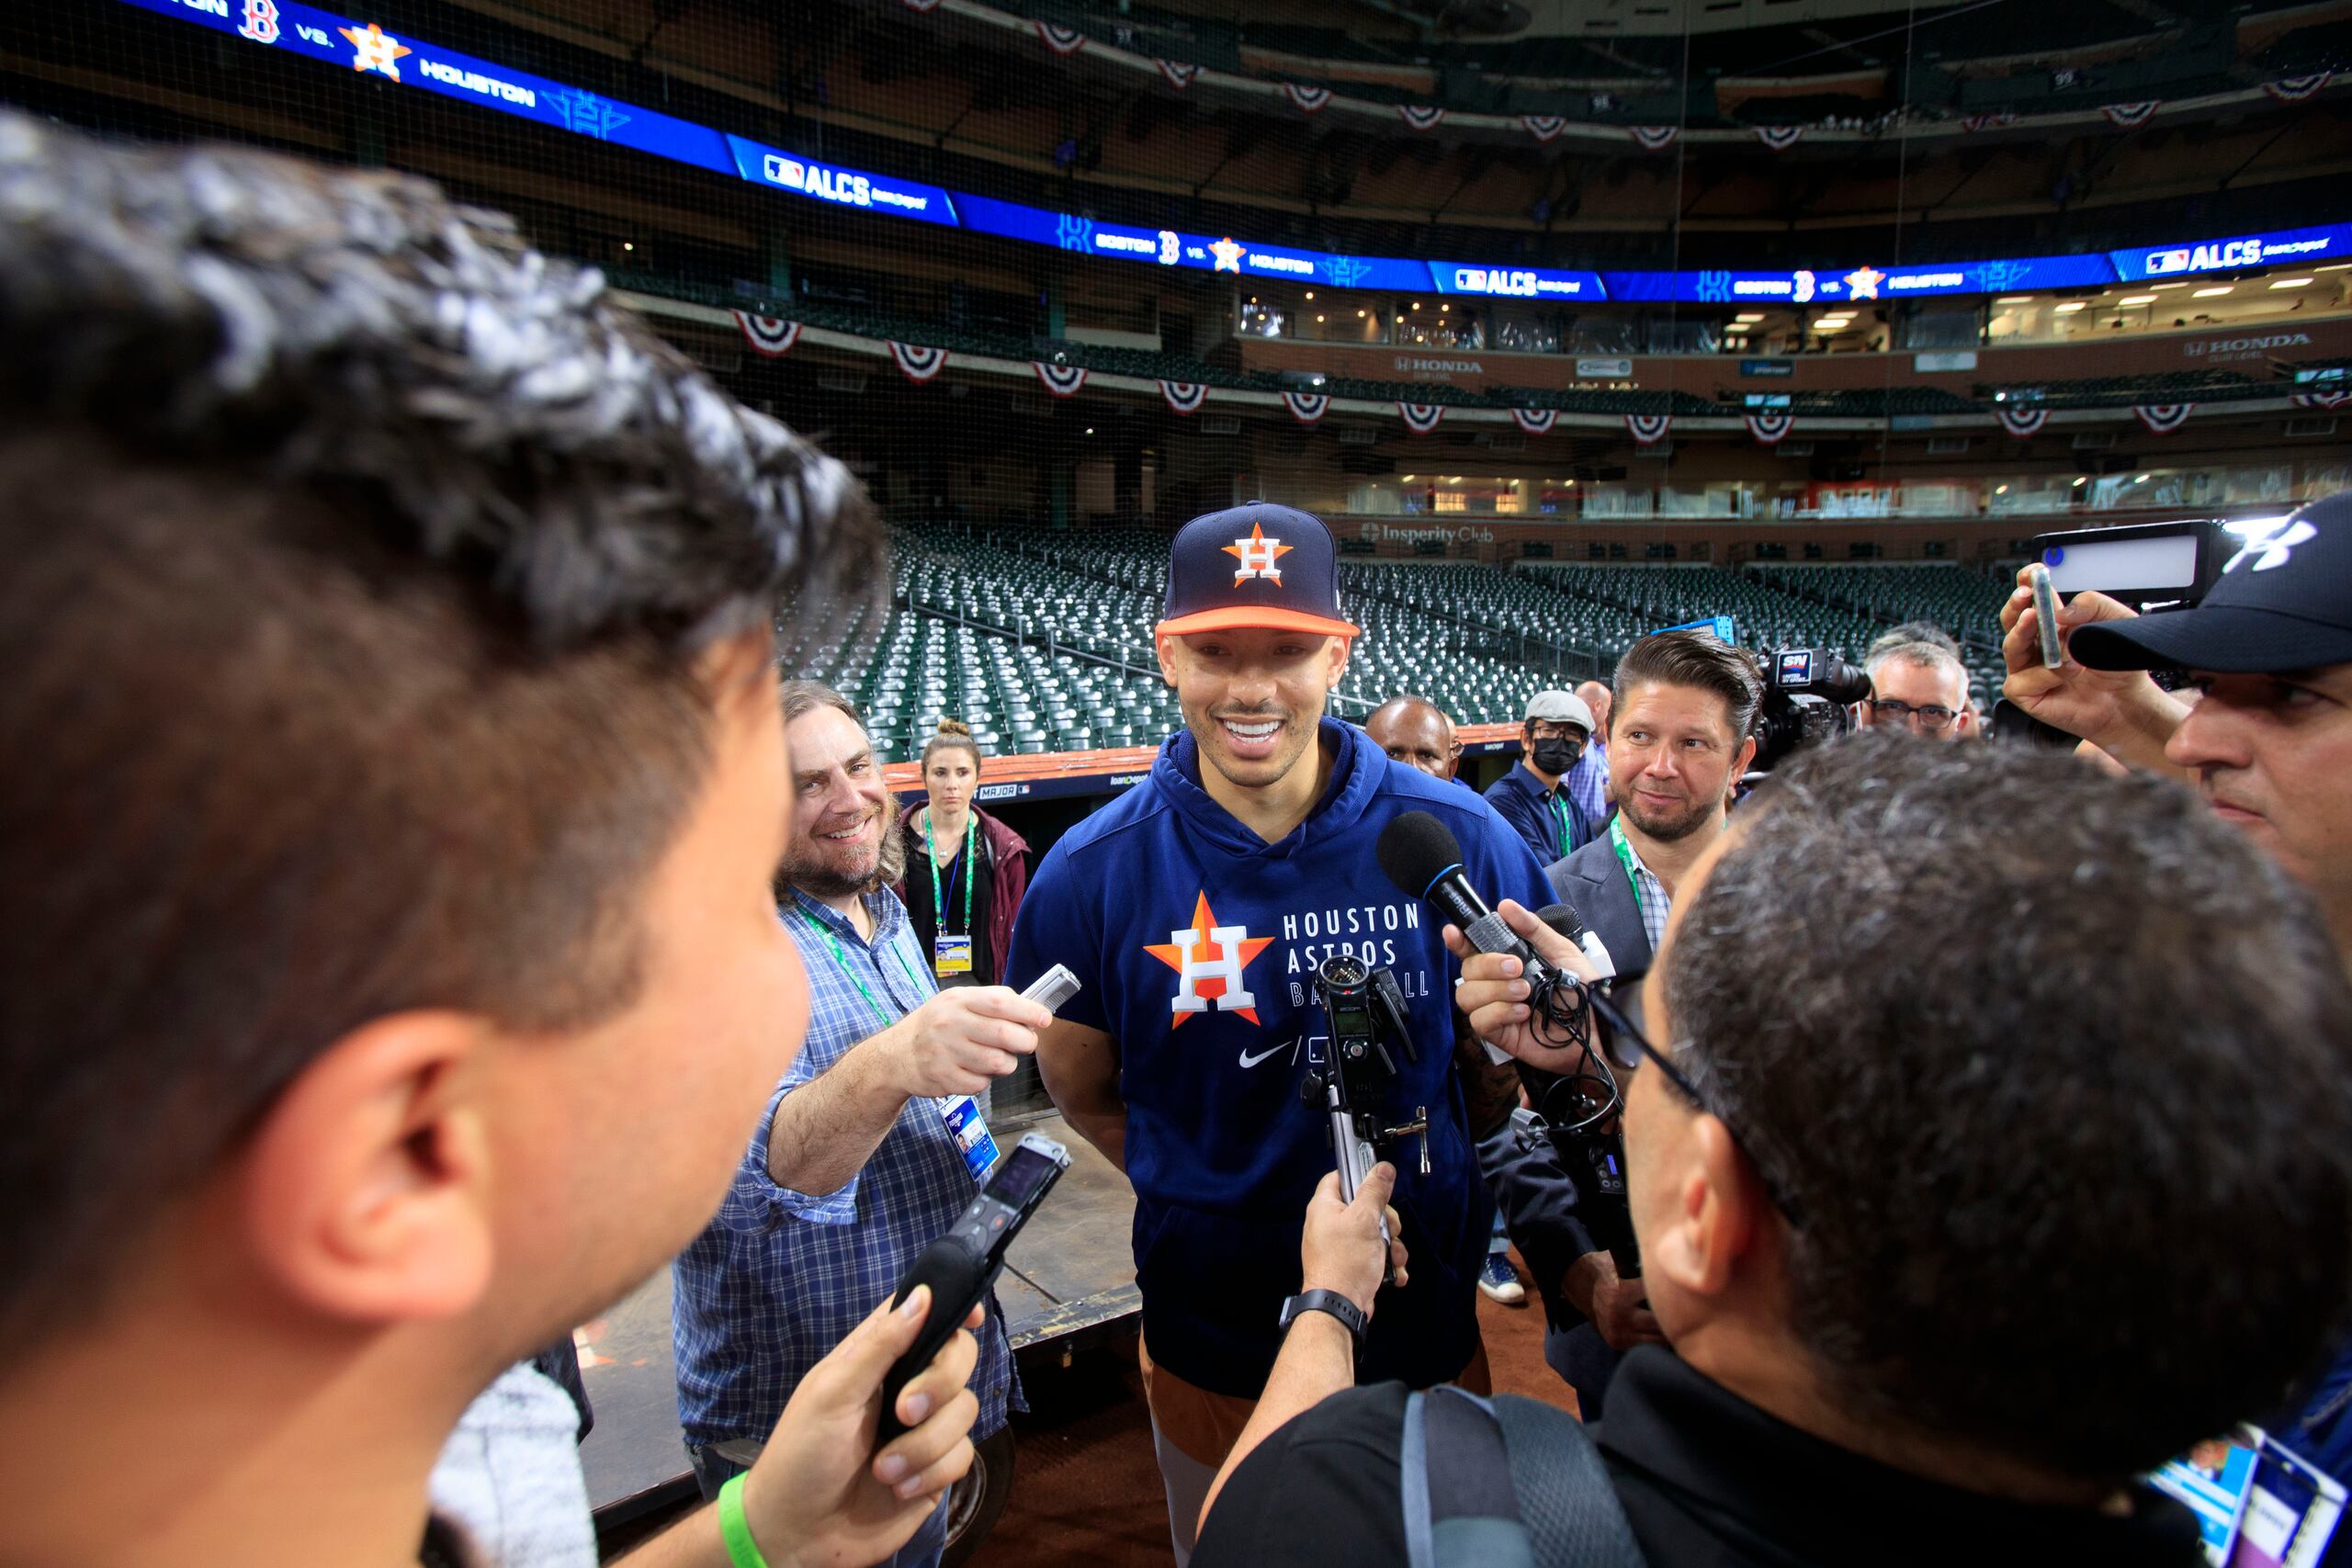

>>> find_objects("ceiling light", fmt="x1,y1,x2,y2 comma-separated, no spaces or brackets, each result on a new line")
1440,304,1450,312
2151,282,2188,291
1356,310,1367,318
623,242,634,251
2053,301,2087,312
1996,483,2009,494
1316,314,1325,322
1412,301,1421,310
2269,276,2314,289
2072,477,2086,487
1305,291,1315,300
1402,475,1416,481
1733,312,1765,322
1084,427,1095,435
2134,473,2151,483
2119,294,2157,305
2193,286,2233,298
1996,295,2034,303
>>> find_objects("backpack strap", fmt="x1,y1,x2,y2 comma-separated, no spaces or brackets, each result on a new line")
1402,1388,1534,1568
1491,1393,1648,1568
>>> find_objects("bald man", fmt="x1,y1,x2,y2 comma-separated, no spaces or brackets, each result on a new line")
1566,679,1614,828
1363,694,1467,786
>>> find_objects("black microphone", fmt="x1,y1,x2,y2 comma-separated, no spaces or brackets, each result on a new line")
1374,811,1555,982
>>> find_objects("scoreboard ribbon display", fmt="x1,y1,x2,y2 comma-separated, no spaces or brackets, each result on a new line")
125,0,2352,302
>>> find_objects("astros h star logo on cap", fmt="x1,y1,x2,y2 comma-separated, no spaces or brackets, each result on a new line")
1224,523,1292,586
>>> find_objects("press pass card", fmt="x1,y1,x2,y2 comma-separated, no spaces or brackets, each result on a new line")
2151,1433,2260,1565
2228,1435,2345,1568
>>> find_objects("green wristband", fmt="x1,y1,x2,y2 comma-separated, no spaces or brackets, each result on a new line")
717,1472,771,1568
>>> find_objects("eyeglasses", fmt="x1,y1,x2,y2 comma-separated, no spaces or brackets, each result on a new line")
1582,985,1807,1229
1867,698,1958,731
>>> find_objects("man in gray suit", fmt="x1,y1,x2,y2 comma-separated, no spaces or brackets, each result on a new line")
1490,630,1762,1416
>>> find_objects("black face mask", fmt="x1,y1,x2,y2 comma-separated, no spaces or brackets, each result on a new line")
1532,735,1584,776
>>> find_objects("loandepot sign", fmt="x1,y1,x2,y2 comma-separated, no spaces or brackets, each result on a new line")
121,0,2352,302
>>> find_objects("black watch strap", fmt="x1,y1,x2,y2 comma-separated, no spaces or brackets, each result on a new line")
1278,1288,1367,1344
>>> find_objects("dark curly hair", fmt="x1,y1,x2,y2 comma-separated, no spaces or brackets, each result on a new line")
0,113,880,1339
1663,730,2352,1482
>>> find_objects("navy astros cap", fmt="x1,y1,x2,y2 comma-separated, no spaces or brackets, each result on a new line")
1156,502,1359,641
2072,492,2352,674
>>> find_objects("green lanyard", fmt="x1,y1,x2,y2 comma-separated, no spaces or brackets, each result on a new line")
795,905,921,1032
1548,791,1576,858
1609,817,1645,906
923,809,977,938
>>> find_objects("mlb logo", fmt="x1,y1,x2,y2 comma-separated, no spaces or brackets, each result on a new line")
2144,248,2190,276
761,154,807,191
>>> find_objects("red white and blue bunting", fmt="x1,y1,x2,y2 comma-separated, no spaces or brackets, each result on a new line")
2134,403,2193,434
1959,112,2018,132
1155,59,1199,89
888,341,948,383
1996,405,2049,438
1283,83,1333,114
1396,105,1447,132
1624,412,1672,445
731,310,803,357
1035,20,1086,56
2292,389,2352,410
1521,115,1567,143
1282,390,1329,424
2264,73,2332,102
1630,125,1680,152
1397,401,1445,434
1753,125,1804,151
2100,101,2161,128
1746,412,1795,445
1159,379,1207,415
1510,408,1558,434
1033,361,1088,398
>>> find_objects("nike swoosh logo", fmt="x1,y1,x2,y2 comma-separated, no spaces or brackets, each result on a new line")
1238,1040,1294,1069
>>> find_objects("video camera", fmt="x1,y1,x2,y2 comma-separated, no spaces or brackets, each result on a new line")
1751,647,1871,773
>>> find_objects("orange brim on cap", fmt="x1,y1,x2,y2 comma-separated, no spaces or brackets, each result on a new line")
1155,606,1360,639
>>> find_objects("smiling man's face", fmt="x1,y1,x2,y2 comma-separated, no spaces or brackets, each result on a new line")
778,703,892,897
1158,626,1350,792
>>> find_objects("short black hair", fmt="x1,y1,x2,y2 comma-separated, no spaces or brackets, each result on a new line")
1611,630,1765,742
1663,732,2352,1482
0,115,879,1340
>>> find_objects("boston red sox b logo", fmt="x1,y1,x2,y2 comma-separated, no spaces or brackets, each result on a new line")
1145,893,1275,1028
1222,522,1292,587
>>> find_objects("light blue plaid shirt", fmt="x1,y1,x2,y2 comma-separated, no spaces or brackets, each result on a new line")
672,887,1018,1446
1565,739,1611,830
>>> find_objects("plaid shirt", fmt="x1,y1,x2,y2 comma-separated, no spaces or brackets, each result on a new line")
1565,740,1611,830
672,887,1018,1446
1613,820,1673,954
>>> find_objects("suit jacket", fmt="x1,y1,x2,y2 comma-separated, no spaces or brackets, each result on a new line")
1543,832,1653,982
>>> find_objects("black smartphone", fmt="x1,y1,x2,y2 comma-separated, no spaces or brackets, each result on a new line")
875,1132,1069,1442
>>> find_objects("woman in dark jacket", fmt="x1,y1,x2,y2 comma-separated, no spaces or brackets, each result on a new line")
893,719,1029,988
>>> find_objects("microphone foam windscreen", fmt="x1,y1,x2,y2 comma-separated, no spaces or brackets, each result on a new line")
1376,810,1465,900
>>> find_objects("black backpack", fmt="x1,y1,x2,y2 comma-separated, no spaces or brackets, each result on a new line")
1402,1385,1648,1568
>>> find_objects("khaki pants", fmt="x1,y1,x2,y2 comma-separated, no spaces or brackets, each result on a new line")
1139,1330,1492,1562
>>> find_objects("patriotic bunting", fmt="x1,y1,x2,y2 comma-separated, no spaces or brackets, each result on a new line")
1746,412,1795,445
1033,361,1088,398
1959,112,2017,132
2264,73,2331,102
888,341,948,383
1159,379,1206,414
1397,402,1445,433
1996,405,2049,438
1753,125,1804,151
1625,412,1672,445
1035,20,1086,56
1155,59,1199,89
2134,403,2193,434
1396,105,1447,132
731,310,802,357
1630,125,1680,151
1510,408,1558,434
1283,83,1332,114
2100,101,2161,128
2292,389,2352,410
1521,115,1567,143
1282,390,1329,424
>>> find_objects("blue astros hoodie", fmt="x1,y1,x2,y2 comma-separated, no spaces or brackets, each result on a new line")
1005,717,1553,1397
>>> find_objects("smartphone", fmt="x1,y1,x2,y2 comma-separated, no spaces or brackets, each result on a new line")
2028,562,2064,669
876,1133,1069,1442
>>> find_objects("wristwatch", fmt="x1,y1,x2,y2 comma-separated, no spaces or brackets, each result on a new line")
1277,1288,1367,1347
